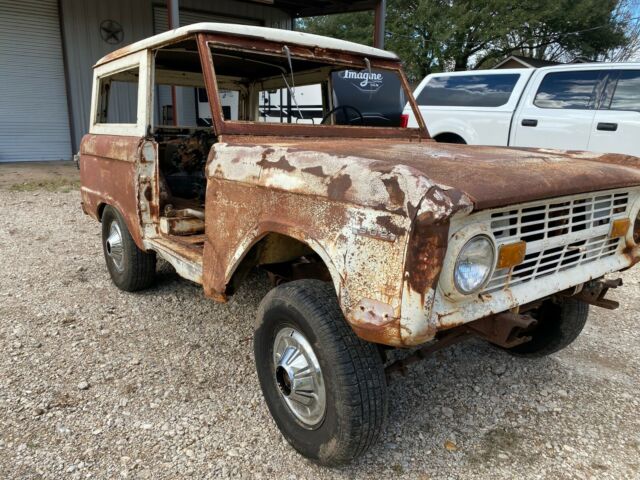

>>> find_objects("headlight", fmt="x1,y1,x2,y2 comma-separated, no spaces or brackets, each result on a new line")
454,235,495,294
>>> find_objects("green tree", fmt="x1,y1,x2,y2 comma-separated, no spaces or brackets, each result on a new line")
298,1,631,83
297,11,374,47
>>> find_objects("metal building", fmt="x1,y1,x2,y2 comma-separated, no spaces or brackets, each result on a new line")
0,0,385,162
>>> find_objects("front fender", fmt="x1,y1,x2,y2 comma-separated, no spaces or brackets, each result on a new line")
202,175,413,346
204,140,472,347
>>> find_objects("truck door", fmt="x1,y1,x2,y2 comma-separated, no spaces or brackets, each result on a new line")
512,69,604,150
588,69,640,156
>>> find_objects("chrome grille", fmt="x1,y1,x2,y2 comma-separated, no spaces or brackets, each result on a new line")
484,190,631,293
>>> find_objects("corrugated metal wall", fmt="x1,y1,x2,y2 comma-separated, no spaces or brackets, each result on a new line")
0,0,72,162
60,0,291,151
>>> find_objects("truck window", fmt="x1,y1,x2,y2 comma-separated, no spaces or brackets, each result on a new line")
153,49,206,127
416,74,520,108
533,70,601,110
258,84,324,124
609,70,640,111
96,66,139,124
209,47,409,127
332,69,407,126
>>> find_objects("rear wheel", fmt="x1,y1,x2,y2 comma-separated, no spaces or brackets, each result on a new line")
101,206,156,292
434,132,466,144
254,280,387,466
505,298,589,357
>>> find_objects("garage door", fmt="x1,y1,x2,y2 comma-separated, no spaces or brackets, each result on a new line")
0,0,71,162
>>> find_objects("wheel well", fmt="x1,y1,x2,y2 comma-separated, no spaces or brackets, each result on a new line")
225,232,332,296
97,203,108,221
434,132,467,144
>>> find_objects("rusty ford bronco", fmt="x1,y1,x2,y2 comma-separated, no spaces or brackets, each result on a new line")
79,23,640,466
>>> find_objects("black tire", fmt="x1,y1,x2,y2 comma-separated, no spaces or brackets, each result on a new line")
434,133,466,144
254,280,387,466
505,298,589,357
101,206,156,292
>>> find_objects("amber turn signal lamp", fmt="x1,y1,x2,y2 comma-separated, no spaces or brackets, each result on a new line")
496,241,526,269
610,218,630,239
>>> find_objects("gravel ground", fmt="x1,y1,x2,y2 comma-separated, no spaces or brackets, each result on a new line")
1,188,639,479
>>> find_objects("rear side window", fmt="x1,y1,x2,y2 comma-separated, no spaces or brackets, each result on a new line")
416,74,520,107
609,70,640,111
534,70,601,109
96,66,139,124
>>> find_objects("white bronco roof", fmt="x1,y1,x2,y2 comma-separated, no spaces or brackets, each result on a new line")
95,22,398,66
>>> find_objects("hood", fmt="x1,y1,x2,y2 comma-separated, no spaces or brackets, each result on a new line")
228,137,640,211
212,136,640,217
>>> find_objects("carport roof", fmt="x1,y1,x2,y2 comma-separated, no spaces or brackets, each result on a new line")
236,1,379,17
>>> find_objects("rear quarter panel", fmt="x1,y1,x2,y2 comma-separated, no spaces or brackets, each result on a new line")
79,134,145,249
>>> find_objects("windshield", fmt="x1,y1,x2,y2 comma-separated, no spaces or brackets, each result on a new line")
204,45,416,131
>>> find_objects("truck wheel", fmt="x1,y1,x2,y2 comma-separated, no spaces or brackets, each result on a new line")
254,280,387,466
101,206,156,292
505,298,589,357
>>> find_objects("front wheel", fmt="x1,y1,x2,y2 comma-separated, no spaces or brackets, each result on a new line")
254,280,387,466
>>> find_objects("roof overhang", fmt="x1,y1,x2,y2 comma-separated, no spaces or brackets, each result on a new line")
236,0,380,18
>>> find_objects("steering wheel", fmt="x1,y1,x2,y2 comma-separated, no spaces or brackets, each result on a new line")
321,105,364,125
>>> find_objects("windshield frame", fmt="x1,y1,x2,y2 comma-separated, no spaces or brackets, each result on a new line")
196,33,429,139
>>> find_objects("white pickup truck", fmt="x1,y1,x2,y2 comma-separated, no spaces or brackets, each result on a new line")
404,63,640,156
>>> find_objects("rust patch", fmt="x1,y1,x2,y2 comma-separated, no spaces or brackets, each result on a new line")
375,215,406,237
382,176,405,207
404,212,449,302
327,174,352,200
351,298,396,327
349,298,403,346
301,165,326,177
351,320,402,346
257,151,296,172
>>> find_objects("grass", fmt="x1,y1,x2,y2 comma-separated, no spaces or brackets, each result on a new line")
8,178,80,193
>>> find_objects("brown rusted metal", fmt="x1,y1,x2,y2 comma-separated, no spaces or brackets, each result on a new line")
197,33,222,137
198,32,428,141
565,278,622,310
466,312,537,348
79,134,148,250
385,327,473,377
385,311,537,377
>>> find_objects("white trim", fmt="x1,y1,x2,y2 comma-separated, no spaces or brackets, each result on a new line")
493,56,534,69
90,51,151,137
95,22,398,67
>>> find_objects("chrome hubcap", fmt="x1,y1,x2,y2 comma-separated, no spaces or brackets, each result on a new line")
273,327,326,429
105,222,124,272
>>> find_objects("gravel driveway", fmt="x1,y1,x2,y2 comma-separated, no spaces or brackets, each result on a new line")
1,188,639,479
